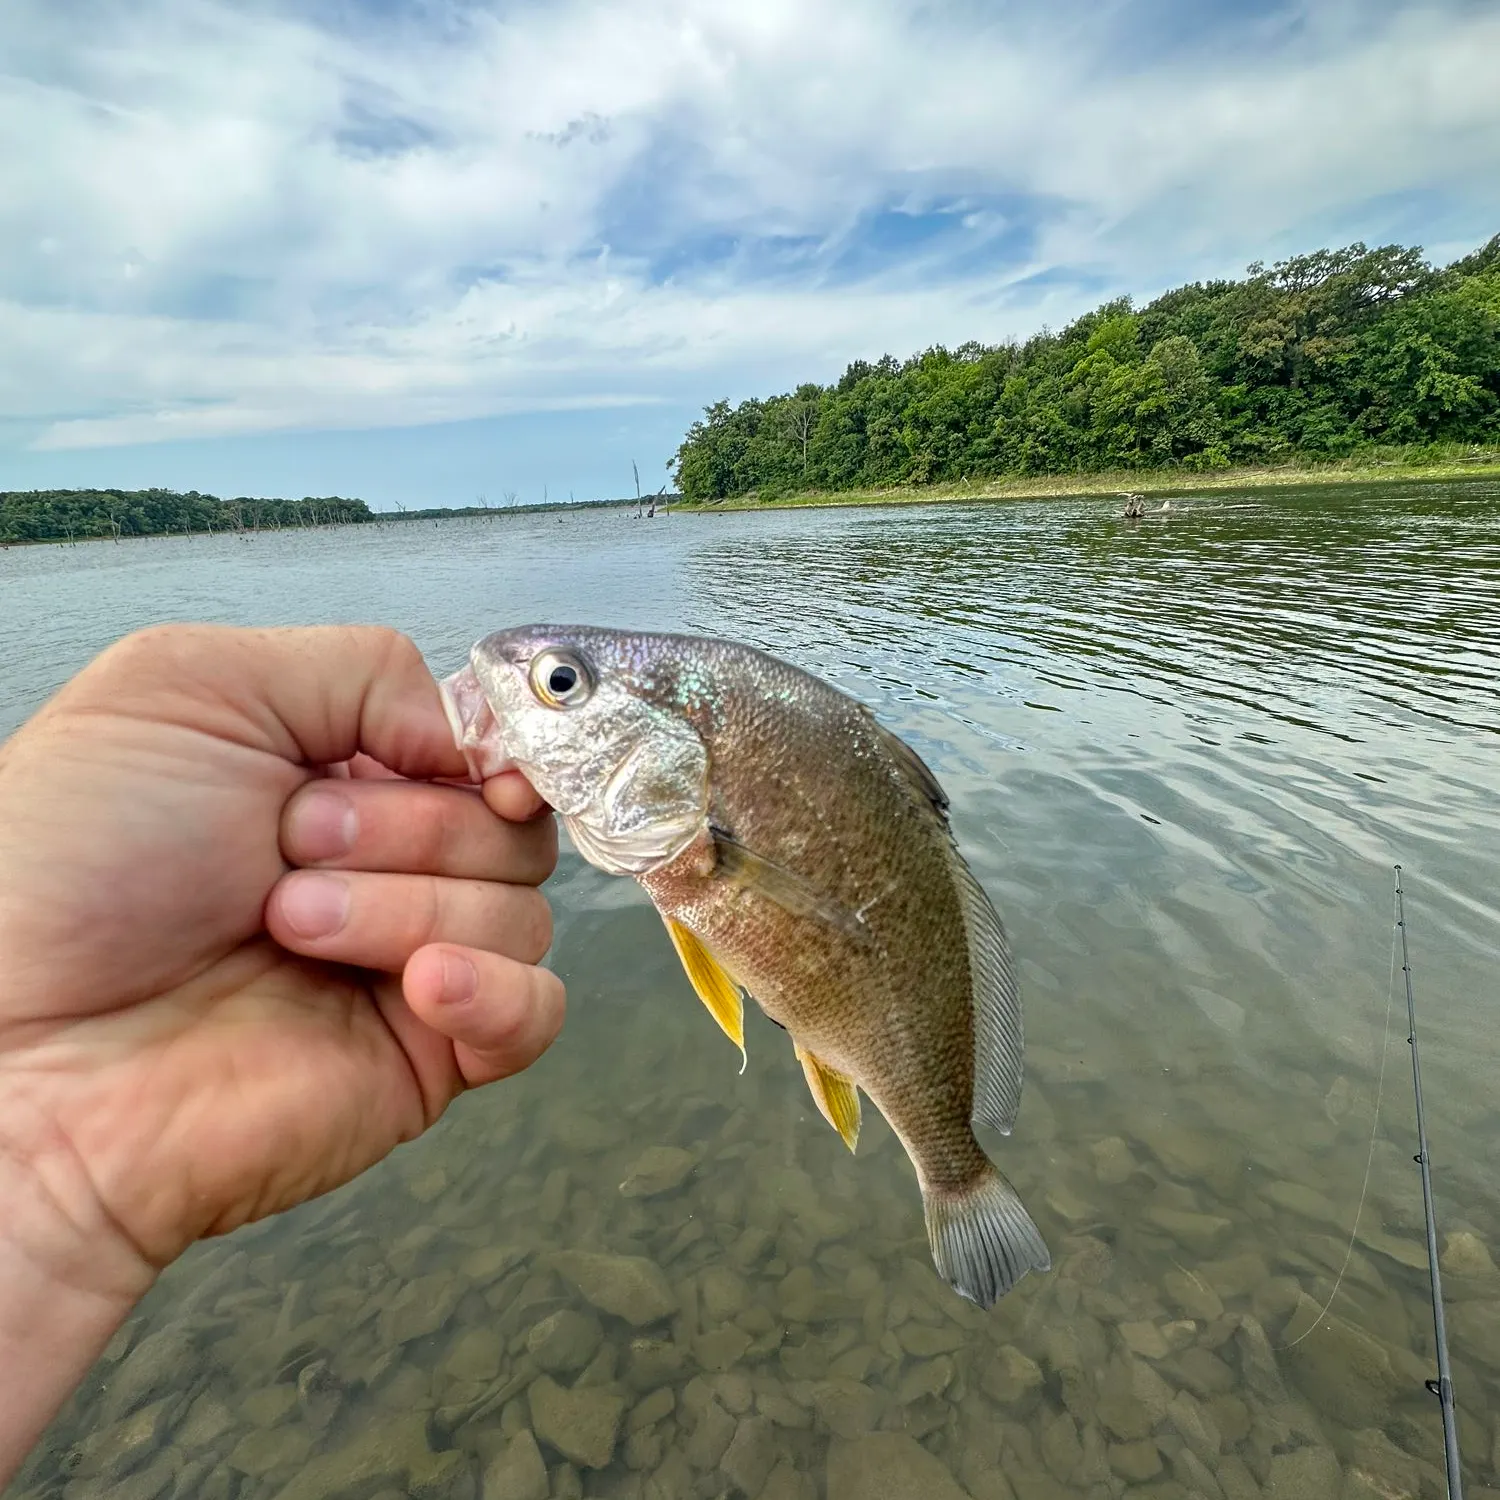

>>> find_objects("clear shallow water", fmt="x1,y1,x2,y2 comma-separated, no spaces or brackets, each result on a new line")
3,481,1499,1500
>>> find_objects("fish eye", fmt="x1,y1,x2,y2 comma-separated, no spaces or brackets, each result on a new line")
529,648,593,709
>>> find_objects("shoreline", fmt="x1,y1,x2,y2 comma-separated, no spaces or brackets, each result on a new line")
669,456,1500,513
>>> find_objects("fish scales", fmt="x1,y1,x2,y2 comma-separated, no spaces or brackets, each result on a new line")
636,641,988,1194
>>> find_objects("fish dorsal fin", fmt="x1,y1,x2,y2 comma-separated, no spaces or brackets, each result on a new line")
794,1042,861,1153
869,718,951,815
664,918,747,1074
710,826,866,941
951,854,1024,1136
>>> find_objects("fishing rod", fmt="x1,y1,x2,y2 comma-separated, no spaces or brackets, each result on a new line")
1394,864,1463,1500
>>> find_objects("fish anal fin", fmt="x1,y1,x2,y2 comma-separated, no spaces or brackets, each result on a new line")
952,854,1023,1136
664,918,747,1074
794,1042,861,1153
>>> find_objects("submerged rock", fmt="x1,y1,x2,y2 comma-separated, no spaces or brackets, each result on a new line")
895,1355,955,1405
698,1266,750,1323
1039,1412,1083,1483
1215,1453,1262,1500
1108,1439,1162,1481
895,1322,965,1357
1264,1446,1341,1499
1096,1355,1173,1442
760,1458,813,1500
64,1450,180,1500
97,1328,199,1422
1199,1251,1270,1301
1119,1321,1170,1360
176,1392,235,1452
619,1146,697,1199
683,1396,736,1470
1262,1180,1346,1230
551,1252,676,1327
1170,1444,1225,1499
69,1397,177,1481
810,1378,884,1438
1440,1229,1495,1277
223,1422,312,1482
480,1430,548,1500
720,1415,777,1496
826,1433,969,1500
625,1338,689,1390
1167,1388,1221,1465
1090,1136,1138,1186
981,1346,1044,1406
1282,1307,1398,1428
1162,1268,1223,1321
295,1358,343,1436
446,1327,506,1384
1144,1206,1233,1253
526,1310,602,1375
265,1411,439,1500
527,1376,625,1470
693,1325,752,1372
378,1274,464,1345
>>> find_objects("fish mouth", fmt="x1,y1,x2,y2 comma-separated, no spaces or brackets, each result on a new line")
438,662,516,781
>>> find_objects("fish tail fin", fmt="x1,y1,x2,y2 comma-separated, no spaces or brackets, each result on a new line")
923,1163,1050,1308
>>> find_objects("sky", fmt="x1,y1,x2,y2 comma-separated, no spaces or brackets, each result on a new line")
2,0,1497,509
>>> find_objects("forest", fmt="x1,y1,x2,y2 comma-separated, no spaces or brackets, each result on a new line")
0,489,372,545
672,234,1500,501
0,489,664,545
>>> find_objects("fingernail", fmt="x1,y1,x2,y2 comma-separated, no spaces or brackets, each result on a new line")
438,951,477,1005
280,874,350,939
289,789,358,861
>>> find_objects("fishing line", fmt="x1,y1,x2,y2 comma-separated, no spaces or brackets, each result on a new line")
1271,868,1464,1499
1274,882,1398,1351
1396,865,1463,1500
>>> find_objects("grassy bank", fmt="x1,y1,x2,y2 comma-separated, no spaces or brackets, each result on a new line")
670,450,1500,513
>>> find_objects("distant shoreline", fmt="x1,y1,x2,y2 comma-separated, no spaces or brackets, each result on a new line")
669,456,1500,514
0,496,659,549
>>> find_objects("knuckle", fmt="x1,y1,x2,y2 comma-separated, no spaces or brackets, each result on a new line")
98,622,193,675
413,878,445,948
367,626,424,676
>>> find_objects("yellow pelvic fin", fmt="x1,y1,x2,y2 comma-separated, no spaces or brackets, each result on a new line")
794,1043,861,1153
664,919,747,1074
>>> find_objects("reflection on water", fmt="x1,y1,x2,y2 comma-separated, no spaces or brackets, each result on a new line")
4,480,1499,1499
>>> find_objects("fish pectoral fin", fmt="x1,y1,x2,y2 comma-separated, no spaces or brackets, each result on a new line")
664,919,747,1073
794,1042,861,1153
710,826,866,942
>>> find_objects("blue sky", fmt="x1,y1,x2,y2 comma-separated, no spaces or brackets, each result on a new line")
2,0,1497,509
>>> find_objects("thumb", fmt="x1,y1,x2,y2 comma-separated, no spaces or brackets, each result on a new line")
403,943,566,1089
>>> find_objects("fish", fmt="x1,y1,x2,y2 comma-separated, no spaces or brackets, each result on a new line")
440,625,1050,1306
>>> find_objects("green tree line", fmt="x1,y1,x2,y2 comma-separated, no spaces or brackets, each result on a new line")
0,489,372,545
673,234,1500,500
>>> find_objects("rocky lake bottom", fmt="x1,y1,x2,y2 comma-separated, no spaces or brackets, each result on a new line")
11,943,1499,1500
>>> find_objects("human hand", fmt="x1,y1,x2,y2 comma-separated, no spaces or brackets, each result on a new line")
0,624,563,1476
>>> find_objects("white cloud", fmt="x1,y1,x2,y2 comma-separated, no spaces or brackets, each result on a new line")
1,0,1496,451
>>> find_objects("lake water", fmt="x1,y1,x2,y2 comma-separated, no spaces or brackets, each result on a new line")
3,479,1498,1500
